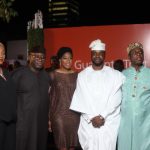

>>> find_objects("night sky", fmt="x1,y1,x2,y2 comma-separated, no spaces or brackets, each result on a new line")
0,0,150,41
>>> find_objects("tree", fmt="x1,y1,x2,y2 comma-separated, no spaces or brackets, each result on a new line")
27,28,44,50
27,10,44,50
0,0,18,23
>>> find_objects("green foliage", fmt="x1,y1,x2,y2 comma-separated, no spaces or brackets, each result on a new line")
27,28,44,50
0,0,18,22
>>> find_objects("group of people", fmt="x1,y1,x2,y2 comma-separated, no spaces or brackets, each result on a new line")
0,38,150,150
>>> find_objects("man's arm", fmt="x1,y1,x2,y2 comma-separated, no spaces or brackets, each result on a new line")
100,89,122,119
100,73,125,119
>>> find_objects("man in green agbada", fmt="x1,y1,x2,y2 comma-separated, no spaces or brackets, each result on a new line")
118,42,150,150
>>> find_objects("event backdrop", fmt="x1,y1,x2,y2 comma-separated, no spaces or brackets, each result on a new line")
44,24,150,71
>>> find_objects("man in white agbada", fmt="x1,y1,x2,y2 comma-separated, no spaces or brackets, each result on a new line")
70,39,125,150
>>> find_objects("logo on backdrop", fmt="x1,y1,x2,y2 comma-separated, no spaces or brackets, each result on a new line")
74,59,147,71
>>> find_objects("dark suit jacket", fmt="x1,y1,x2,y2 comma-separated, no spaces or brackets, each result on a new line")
0,69,17,122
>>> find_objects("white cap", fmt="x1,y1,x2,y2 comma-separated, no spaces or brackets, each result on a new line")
89,39,105,51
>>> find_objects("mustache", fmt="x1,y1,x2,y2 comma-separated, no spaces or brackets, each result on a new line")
92,60,104,66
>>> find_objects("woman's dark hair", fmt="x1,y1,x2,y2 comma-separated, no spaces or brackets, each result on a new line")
57,47,73,59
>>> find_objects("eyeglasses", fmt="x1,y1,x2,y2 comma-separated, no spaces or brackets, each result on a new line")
30,54,45,60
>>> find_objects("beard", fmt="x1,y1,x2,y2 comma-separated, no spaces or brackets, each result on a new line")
92,59,104,66
132,59,143,67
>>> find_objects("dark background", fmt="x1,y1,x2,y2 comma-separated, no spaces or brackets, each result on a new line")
0,0,150,41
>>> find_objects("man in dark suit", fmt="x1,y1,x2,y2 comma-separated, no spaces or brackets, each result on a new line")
0,42,17,150
12,46,50,150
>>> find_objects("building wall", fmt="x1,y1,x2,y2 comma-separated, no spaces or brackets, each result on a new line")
7,40,27,65
44,24,150,71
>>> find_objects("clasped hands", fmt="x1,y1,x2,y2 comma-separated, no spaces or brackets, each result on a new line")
91,115,105,128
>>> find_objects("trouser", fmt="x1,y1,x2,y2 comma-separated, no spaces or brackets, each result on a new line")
0,120,16,150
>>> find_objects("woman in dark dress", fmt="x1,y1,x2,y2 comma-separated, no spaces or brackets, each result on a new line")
48,47,80,150
0,42,16,150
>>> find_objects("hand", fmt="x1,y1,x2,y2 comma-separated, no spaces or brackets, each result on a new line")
48,120,52,132
91,115,105,128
